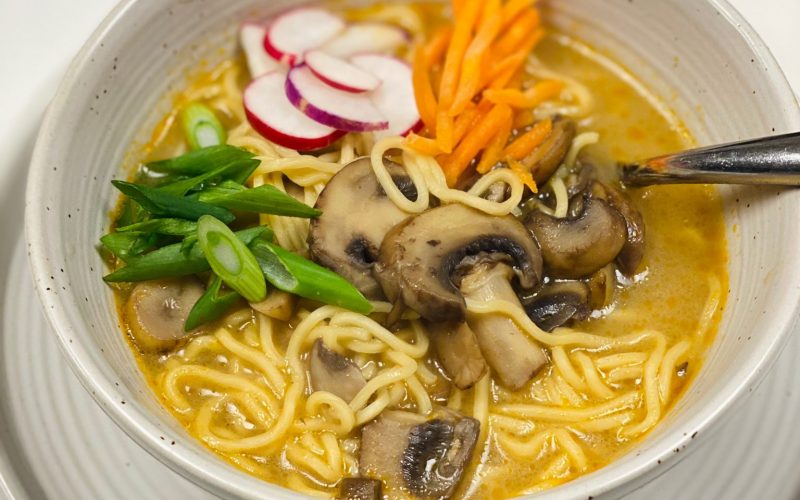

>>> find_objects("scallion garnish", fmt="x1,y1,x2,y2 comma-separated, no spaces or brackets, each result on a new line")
146,145,254,176
181,102,226,150
250,240,372,314
184,275,241,331
116,218,198,237
197,215,266,303
104,225,271,282
111,180,235,223
157,159,259,197
200,184,321,218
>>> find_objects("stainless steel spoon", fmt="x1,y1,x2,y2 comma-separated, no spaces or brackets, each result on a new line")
620,131,800,186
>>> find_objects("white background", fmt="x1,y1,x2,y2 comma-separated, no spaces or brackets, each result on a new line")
0,0,798,499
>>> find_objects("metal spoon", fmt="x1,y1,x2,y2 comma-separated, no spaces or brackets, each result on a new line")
620,131,800,186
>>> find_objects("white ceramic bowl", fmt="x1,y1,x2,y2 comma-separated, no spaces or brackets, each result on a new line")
25,0,800,498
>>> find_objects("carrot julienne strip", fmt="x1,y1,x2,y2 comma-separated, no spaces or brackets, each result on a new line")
485,79,564,108
494,9,540,59
504,118,553,160
508,158,539,192
406,133,444,155
440,103,513,186
413,46,439,130
476,118,513,174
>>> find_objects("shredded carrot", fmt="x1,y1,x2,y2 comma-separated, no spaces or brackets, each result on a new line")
436,110,455,153
438,0,481,110
486,29,546,89
449,0,504,116
476,118,513,174
494,9,540,59
485,79,564,108
424,26,453,66
439,104,513,186
504,118,552,160
407,133,445,155
514,109,536,129
413,46,439,130
508,158,539,192
500,0,535,30
452,105,484,145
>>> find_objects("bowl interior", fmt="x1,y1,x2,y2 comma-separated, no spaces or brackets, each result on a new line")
25,0,800,499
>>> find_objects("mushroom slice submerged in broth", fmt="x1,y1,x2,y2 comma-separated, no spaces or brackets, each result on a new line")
524,280,591,332
428,321,488,390
595,182,646,276
309,339,366,403
125,279,205,353
525,195,627,279
460,261,548,389
359,409,479,499
338,477,382,500
308,157,415,300
374,203,543,323
522,117,577,184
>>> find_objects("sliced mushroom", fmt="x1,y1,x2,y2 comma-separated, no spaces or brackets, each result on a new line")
522,117,577,184
524,195,627,279
359,409,479,499
587,264,616,310
597,183,646,276
338,478,382,500
309,339,366,403
461,262,549,389
308,157,414,300
374,203,543,323
249,289,296,321
524,280,591,332
124,279,205,353
428,321,487,390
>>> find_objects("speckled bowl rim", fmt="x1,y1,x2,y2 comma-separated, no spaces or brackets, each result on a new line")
24,0,800,499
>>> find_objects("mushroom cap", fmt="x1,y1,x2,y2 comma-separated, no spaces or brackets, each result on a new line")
308,157,414,300
428,321,487,390
374,203,543,323
524,280,592,332
124,279,204,353
525,195,627,279
308,339,367,403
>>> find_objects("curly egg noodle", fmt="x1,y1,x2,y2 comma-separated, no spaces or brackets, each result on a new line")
119,43,731,498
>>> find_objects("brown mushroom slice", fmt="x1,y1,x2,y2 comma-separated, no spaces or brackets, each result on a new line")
587,264,616,310
524,280,591,332
374,203,543,323
249,289,296,321
338,478,382,500
308,157,414,300
461,262,549,389
309,339,366,403
522,117,577,184
428,321,487,390
359,409,479,499
124,279,205,353
525,196,627,279
600,184,646,276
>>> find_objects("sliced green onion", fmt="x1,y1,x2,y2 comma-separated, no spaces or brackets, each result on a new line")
158,159,259,197
111,180,235,223
146,145,254,176
250,240,372,314
104,225,271,282
200,184,321,218
100,232,156,262
197,215,266,303
115,198,149,227
184,275,241,331
116,218,197,237
181,102,226,150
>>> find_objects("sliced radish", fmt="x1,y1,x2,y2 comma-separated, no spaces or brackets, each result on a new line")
244,71,345,151
285,65,388,132
322,22,409,58
305,50,381,93
264,8,345,66
240,22,282,78
351,54,422,138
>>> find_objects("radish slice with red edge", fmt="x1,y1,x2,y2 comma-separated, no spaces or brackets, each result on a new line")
240,23,282,78
305,50,381,93
244,71,345,151
264,8,345,66
286,65,388,132
322,22,409,58
351,54,422,138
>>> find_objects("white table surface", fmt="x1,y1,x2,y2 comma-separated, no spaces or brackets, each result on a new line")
0,1,798,499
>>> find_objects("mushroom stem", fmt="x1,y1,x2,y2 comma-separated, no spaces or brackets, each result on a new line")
460,262,548,390
428,321,488,390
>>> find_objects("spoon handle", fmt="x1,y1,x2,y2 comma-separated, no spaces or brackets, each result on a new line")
621,131,800,186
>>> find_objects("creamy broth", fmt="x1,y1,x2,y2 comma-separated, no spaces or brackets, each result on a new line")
106,3,727,498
